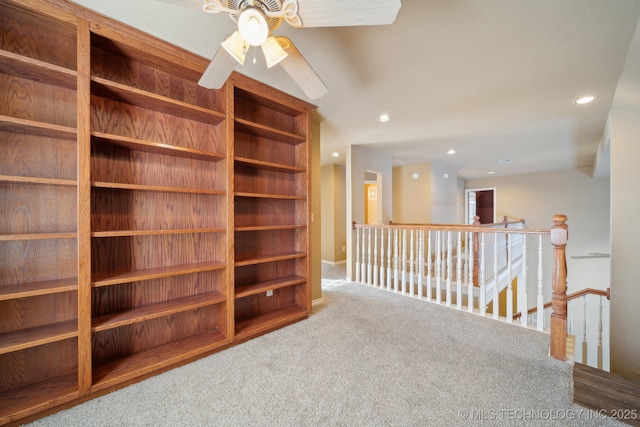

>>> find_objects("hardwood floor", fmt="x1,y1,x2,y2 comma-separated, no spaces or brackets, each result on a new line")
573,362,640,426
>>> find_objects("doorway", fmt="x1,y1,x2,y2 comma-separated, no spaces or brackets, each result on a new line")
465,187,496,224
364,170,381,224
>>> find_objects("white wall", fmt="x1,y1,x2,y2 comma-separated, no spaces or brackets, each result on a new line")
609,109,640,379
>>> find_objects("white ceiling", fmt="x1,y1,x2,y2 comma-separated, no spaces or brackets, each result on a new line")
70,0,640,179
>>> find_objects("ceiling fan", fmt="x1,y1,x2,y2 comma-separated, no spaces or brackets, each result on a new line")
156,0,402,99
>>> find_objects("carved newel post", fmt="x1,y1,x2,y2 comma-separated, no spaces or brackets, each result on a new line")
550,214,568,360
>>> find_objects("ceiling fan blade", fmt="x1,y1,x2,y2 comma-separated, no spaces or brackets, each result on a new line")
198,46,238,89
293,0,401,28
276,37,327,100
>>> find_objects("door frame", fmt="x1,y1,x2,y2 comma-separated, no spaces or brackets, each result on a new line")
465,187,496,224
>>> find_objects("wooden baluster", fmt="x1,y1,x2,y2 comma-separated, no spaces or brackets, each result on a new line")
473,215,480,287
386,228,393,290
597,296,603,370
409,230,415,296
372,228,378,286
379,227,385,288
418,230,424,299
506,232,513,323
479,233,486,316
582,295,588,365
436,230,442,304
537,235,544,331
355,226,361,283
493,233,499,320
467,231,474,313
519,234,528,327
550,214,569,361
446,231,452,306
456,231,462,310
393,228,399,292
401,229,407,294
426,230,432,302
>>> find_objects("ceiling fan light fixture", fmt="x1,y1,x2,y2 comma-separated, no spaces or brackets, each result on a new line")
238,8,269,46
221,31,247,65
262,36,288,68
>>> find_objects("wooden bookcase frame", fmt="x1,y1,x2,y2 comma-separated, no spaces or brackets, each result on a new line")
0,0,315,424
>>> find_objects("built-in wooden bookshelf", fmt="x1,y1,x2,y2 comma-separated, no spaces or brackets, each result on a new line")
232,84,311,342
0,2,81,423
0,0,314,425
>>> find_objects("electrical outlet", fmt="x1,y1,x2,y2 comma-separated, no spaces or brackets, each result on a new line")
342,246,346,253
266,290,273,297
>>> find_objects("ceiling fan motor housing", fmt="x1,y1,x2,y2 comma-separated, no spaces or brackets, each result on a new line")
229,0,283,31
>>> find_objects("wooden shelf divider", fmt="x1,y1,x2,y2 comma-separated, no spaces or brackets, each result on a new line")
0,320,78,355
92,291,226,332
91,261,227,287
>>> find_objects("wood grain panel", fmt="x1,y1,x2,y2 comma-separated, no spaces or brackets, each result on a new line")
91,189,224,232
234,198,299,228
0,3,76,69
91,232,225,277
234,165,305,197
234,259,297,287
0,292,76,334
0,73,76,127
91,305,221,367
234,131,301,168
91,43,223,112
90,96,224,153
0,239,77,285
92,270,225,316
90,143,224,192
0,183,76,234
0,130,76,180
234,284,300,323
234,229,300,261
234,87,304,136
0,339,77,393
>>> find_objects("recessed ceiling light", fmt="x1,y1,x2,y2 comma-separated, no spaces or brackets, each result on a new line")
488,171,495,175
498,159,512,164
574,95,595,105
332,152,340,158
377,113,390,123
447,149,456,155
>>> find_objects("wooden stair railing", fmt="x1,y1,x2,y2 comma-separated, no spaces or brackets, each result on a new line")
514,285,610,364
513,287,610,320
356,215,569,362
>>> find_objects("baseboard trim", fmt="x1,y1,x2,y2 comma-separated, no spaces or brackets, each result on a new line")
321,259,346,265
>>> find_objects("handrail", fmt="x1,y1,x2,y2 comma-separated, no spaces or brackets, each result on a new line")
480,216,525,228
354,221,549,235
513,288,609,320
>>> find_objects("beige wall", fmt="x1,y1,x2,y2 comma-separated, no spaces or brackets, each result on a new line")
609,109,640,379
320,164,346,263
392,163,432,223
392,162,458,224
